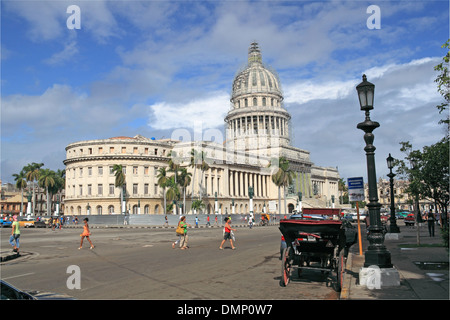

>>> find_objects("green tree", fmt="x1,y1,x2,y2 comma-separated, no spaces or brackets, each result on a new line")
191,199,205,214
12,171,27,215
113,164,126,214
157,167,169,215
166,176,180,209
38,168,55,216
270,157,294,215
24,162,44,215
434,39,449,128
395,139,449,246
178,167,192,214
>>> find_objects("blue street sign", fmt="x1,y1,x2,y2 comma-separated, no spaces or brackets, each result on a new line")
348,177,364,202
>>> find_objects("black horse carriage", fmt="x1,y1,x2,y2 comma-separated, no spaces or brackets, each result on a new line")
279,209,357,292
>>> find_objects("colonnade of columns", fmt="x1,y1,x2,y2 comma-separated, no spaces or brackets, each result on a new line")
228,170,269,198
228,114,289,138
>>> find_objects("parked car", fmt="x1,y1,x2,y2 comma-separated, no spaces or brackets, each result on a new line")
1,217,12,227
396,211,410,219
1,280,74,300
404,214,415,226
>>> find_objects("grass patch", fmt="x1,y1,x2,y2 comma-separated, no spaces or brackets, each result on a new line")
399,243,445,248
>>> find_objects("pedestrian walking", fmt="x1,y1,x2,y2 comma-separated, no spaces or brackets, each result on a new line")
79,218,94,250
206,215,210,227
173,216,190,249
427,209,436,237
215,215,218,226
9,215,20,253
219,217,236,250
164,215,169,227
195,216,199,228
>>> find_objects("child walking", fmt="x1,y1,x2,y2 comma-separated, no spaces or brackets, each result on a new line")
79,218,94,249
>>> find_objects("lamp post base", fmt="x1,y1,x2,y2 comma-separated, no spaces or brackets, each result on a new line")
364,250,393,268
359,266,400,289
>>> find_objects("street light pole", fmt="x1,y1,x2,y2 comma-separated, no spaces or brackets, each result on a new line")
356,74,393,268
386,153,400,233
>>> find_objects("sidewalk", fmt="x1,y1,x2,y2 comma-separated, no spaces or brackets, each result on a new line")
340,221,449,300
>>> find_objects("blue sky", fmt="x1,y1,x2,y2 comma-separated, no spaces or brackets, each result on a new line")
1,0,448,185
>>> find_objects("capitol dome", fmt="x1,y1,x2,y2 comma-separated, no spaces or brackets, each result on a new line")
231,42,283,107
225,42,291,151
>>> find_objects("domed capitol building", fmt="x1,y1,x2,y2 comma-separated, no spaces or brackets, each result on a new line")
63,43,340,216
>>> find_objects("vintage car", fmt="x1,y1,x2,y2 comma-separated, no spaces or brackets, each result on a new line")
404,213,416,227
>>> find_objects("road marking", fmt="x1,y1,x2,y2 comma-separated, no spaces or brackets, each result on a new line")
3,272,35,280
142,244,153,248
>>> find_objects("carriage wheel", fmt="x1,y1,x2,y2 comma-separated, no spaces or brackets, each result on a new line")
335,250,345,292
280,247,292,287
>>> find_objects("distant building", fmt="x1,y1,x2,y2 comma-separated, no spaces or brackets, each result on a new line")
63,43,340,215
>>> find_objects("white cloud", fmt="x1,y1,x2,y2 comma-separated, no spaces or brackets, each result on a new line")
148,91,230,131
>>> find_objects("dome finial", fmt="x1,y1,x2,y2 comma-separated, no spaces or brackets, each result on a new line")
248,42,262,65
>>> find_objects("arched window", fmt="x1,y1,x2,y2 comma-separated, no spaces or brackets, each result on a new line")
96,205,102,215
253,97,257,106
108,205,115,214
144,205,150,214
262,97,266,106
244,98,248,107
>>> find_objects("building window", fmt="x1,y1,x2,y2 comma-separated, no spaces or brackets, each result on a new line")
144,166,149,175
79,168,83,177
110,147,114,153
144,183,149,195
133,147,138,154
98,166,103,176
88,167,92,176
121,147,126,154
109,166,114,175
87,184,92,196
109,184,114,195
133,184,138,195
144,148,149,154
88,148,92,154
133,166,138,175
98,147,103,154
79,185,83,196
154,184,158,195
98,184,103,196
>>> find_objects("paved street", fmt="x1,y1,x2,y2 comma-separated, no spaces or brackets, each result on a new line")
1,224,340,300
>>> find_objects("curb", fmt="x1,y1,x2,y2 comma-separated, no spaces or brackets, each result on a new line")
340,252,354,300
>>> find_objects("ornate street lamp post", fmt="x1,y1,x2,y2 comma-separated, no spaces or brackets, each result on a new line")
356,74,393,268
386,153,400,233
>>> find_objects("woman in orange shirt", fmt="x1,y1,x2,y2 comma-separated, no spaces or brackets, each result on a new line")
79,218,94,250
219,217,236,250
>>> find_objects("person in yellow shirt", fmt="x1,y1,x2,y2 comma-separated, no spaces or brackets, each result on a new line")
9,215,20,253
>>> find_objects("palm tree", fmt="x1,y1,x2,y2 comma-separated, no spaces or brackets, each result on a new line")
271,157,294,215
13,171,27,215
198,151,209,201
157,167,169,215
38,168,55,216
190,148,200,200
24,162,44,215
112,164,126,214
54,169,66,214
165,176,180,214
178,168,192,214
191,199,205,215
168,151,181,184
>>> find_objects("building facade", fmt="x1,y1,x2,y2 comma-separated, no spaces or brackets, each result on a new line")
63,43,341,215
